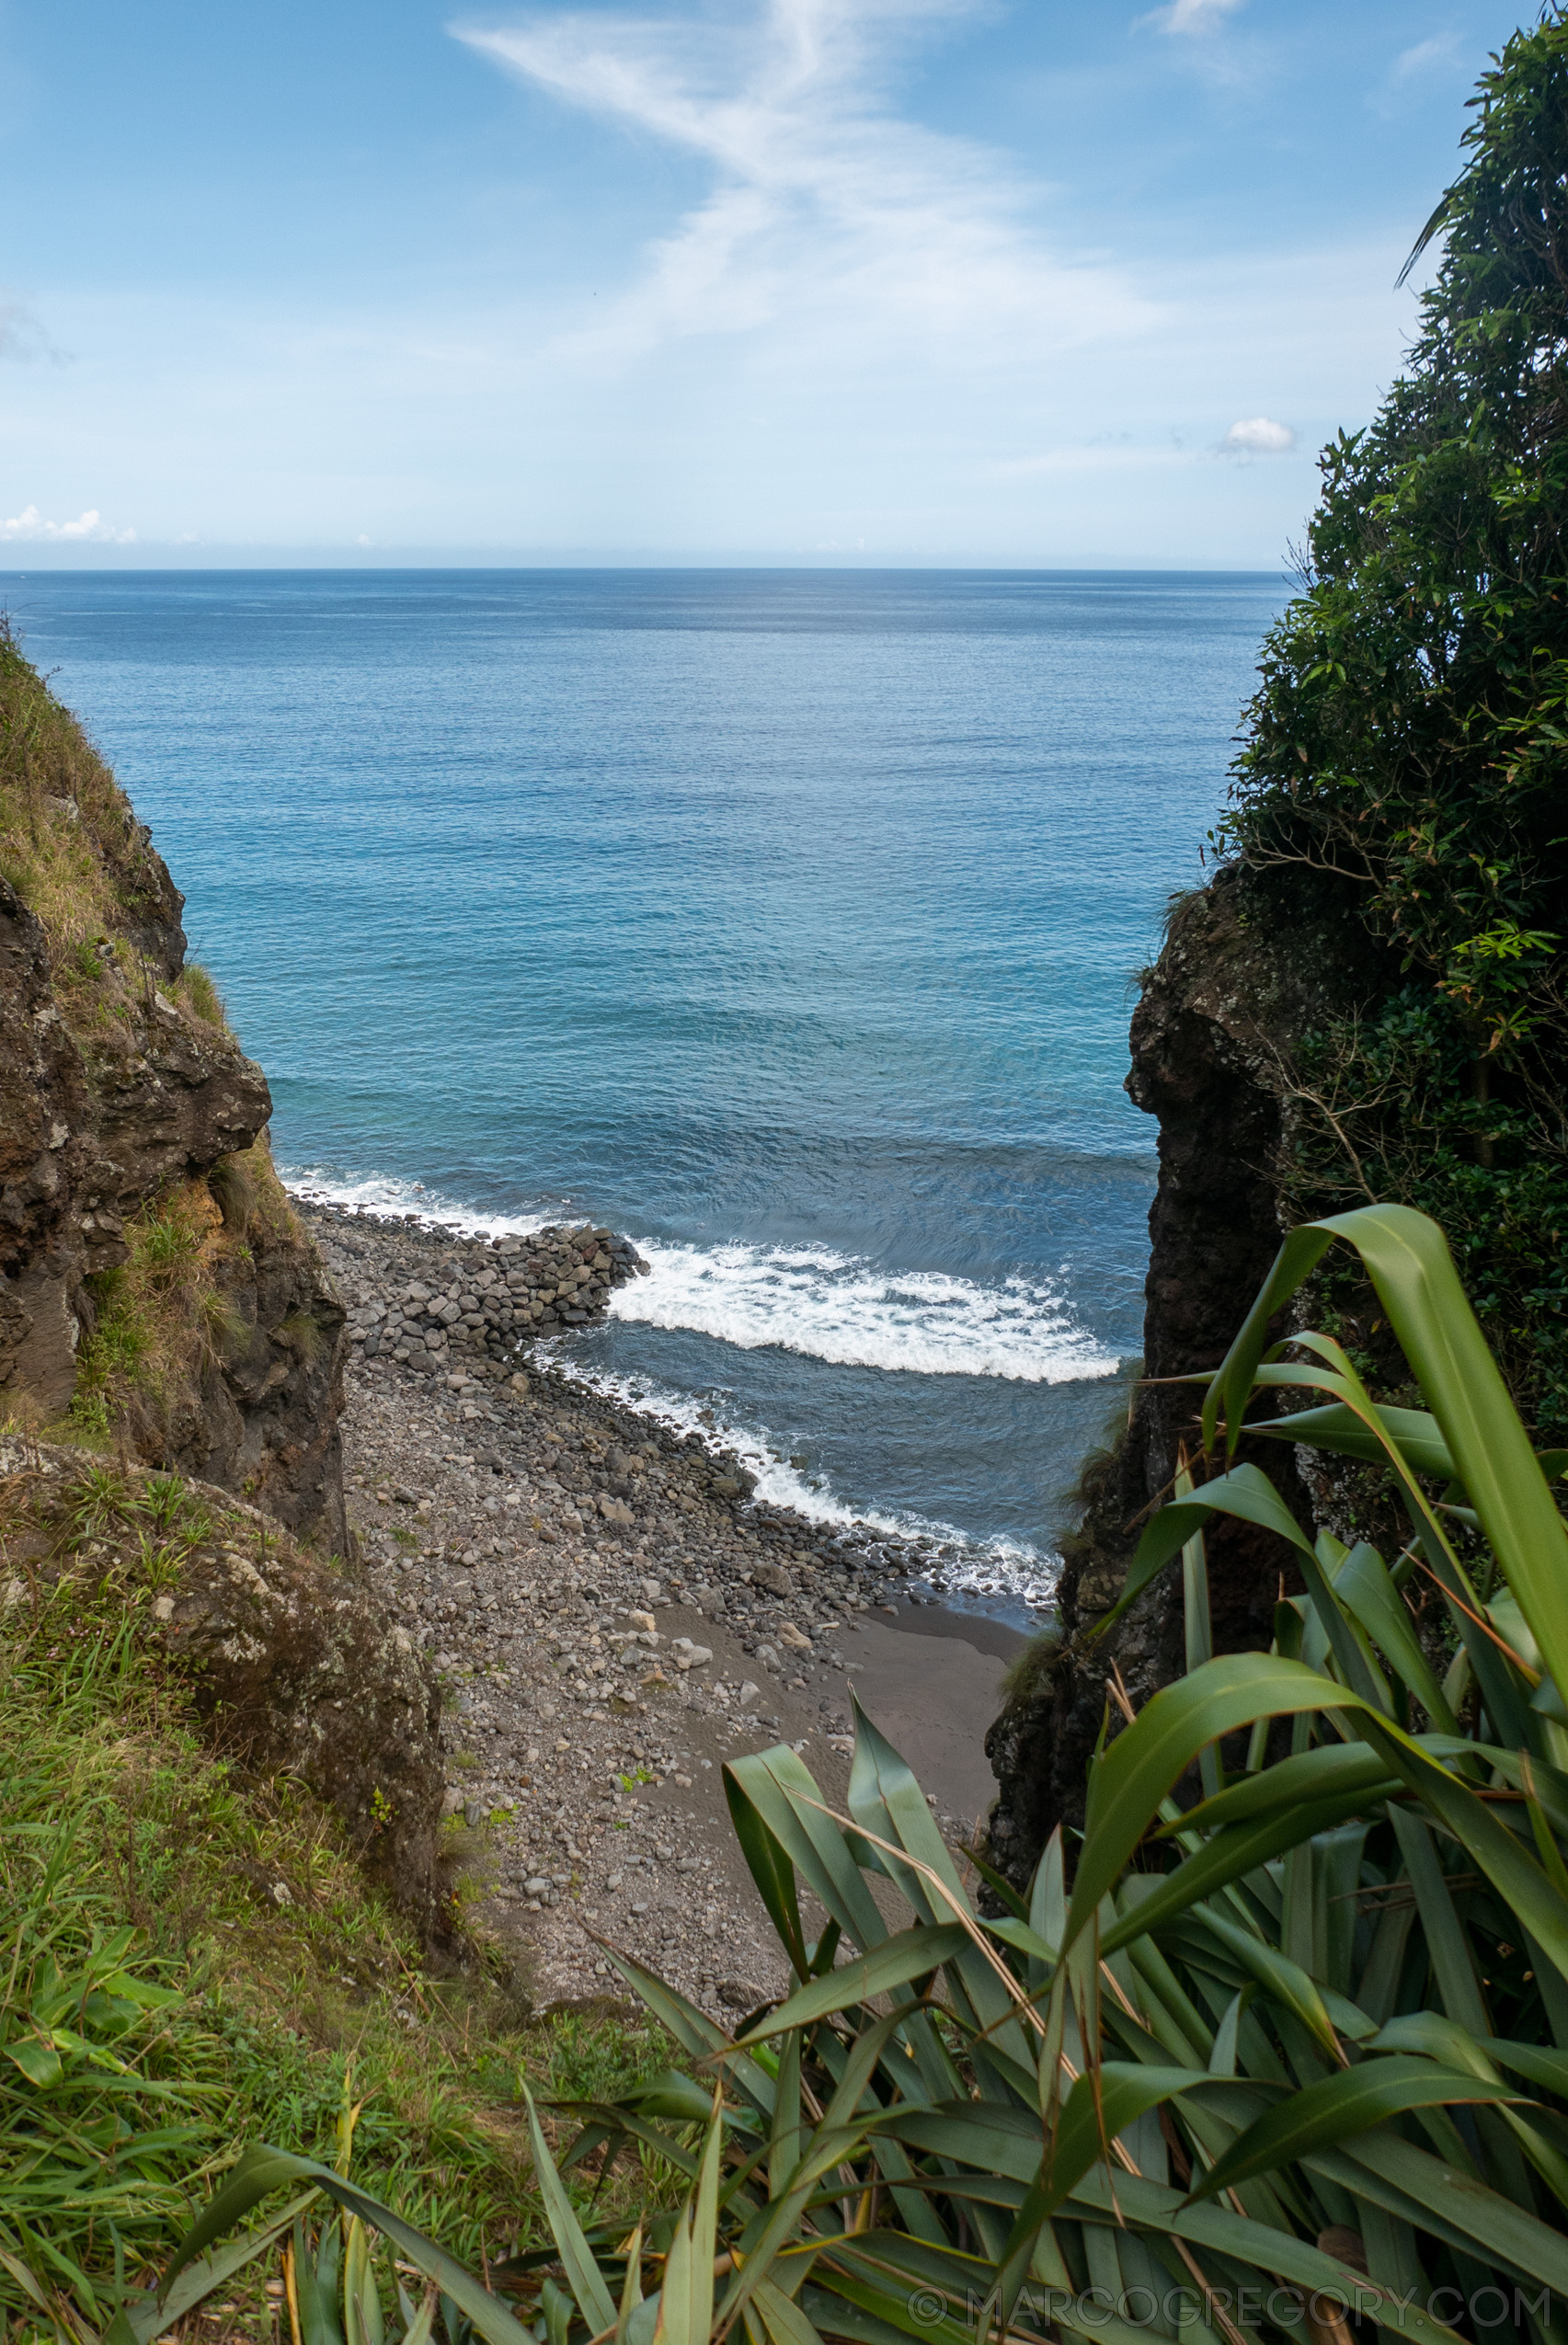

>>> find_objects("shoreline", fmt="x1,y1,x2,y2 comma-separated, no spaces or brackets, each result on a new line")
295,1190,1060,1624
303,1198,1031,2009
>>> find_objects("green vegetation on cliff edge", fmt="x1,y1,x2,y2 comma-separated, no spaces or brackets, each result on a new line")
0,1457,669,2339
1221,5,1568,1437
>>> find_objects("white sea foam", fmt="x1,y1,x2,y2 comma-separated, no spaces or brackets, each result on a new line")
281,1166,567,1242
557,1358,1061,1608
282,1170,1083,1606
609,1241,1116,1384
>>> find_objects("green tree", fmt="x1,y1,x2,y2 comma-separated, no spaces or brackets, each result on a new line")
1220,5,1568,1436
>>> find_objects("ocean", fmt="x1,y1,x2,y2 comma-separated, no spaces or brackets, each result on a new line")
5,566,1284,1615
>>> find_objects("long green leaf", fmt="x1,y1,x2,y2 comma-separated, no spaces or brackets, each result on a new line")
1189,1902,1345,2058
1354,1712,1568,1990
1185,2055,1522,2203
752,2275,824,2345
1094,1462,1316,1637
730,1927,968,2048
1044,2065,1197,2215
654,2099,723,2345
1157,1740,1401,1837
844,1707,1037,2094
1068,1653,1367,1954
724,1775,809,1981
1064,2165,1468,2345
1102,1787,1402,1956
160,2148,537,2345
100,2197,319,2345
1207,1204,1568,1704
1244,1399,1459,1481
1318,2128,1568,2294
598,1945,776,2119
521,2086,618,2335
724,1750,890,1962
1073,1641,1568,1996
1332,1540,1458,1730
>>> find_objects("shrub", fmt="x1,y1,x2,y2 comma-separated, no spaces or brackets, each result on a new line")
74,1184,244,1433
150,1203,1568,2345
281,1310,328,1367
0,615,167,996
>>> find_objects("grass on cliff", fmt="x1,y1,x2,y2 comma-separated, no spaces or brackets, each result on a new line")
68,1138,323,1470
0,1464,674,2338
0,615,162,1008
0,608,232,1061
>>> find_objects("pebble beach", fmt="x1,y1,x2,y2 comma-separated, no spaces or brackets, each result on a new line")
301,1199,1025,2014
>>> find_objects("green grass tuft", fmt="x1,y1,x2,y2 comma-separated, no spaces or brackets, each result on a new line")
0,1471,677,2334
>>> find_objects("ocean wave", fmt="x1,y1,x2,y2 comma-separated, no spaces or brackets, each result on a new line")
280,1168,1082,1604
608,1241,1116,1383
281,1166,566,1241
556,1358,1059,1607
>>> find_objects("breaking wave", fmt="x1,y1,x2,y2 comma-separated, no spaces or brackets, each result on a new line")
608,1241,1116,1384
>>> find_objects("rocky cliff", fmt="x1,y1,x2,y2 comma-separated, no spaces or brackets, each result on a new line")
984,863,1392,1883
0,1436,442,1927
0,622,346,1548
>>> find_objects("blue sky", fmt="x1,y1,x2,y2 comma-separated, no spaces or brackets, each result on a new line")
0,0,1533,565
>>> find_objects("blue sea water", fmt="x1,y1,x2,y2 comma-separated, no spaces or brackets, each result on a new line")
4,567,1283,1606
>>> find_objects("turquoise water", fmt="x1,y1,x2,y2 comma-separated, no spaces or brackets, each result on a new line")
6,567,1282,1597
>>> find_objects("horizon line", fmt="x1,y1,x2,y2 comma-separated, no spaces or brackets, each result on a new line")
0,555,1291,578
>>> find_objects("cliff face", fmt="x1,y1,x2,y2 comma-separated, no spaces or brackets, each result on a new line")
985,864,1390,1882
0,628,346,1548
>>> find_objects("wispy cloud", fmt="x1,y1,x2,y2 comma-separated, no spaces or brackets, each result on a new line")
1136,0,1247,35
0,297,68,365
1,506,136,543
990,444,1196,477
453,0,1156,377
1393,31,1460,83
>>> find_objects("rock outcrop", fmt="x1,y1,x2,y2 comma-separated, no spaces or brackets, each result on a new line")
324,1208,652,1378
0,1438,442,1929
984,864,1392,1884
0,622,346,1546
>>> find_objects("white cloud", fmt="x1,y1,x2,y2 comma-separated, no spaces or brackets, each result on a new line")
0,505,137,543
1137,0,1247,35
453,0,1157,377
1222,415,1295,453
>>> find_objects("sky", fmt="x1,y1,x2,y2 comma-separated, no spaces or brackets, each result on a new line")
0,0,1537,566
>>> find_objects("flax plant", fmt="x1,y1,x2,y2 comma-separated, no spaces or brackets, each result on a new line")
141,1205,1568,2345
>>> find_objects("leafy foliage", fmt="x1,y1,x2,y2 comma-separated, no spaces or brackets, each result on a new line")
153,1205,1568,2345
1219,7,1568,1436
